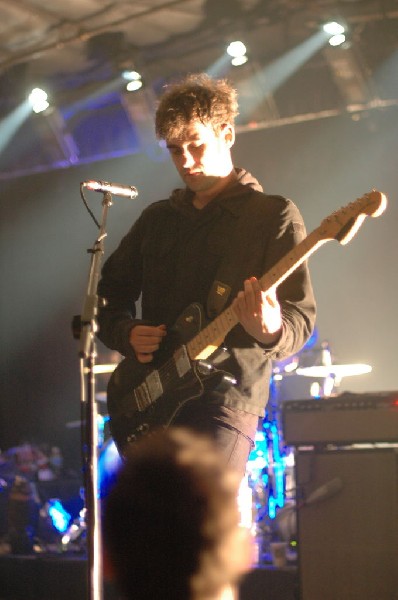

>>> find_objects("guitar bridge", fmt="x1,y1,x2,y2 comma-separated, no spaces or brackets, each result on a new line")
146,370,163,401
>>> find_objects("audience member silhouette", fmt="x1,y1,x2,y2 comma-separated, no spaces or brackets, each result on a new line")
102,428,253,600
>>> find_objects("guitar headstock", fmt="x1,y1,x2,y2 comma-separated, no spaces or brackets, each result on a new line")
318,190,387,245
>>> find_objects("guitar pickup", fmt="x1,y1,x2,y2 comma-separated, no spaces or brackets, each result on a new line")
174,346,191,378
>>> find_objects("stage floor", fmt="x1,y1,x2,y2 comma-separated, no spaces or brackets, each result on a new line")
0,552,298,600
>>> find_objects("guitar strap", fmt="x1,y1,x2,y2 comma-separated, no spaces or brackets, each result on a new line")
206,213,247,321
206,279,232,320
205,251,244,362
205,279,233,364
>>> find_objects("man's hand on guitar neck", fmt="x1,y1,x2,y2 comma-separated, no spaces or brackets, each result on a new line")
232,277,282,346
129,324,167,363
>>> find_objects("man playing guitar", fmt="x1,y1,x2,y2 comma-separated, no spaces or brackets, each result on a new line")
97,73,316,478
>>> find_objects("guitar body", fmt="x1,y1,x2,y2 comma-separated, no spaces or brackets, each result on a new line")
107,303,232,453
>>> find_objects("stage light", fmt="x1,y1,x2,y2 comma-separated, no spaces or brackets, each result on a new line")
328,33,346,47
28,88,49,113
122,70,143,92
322,21,346,46
227,41,248,67
122,70,141,82
126,79,143,91
323,21,345,36
46,499,71,533
231,55,248,66
227,41,247,58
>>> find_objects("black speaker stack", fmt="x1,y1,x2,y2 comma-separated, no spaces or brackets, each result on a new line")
282,391,398,600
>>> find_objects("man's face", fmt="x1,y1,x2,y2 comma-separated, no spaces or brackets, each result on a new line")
166,121,234,193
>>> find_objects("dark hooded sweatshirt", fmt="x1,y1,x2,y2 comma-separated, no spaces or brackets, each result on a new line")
97,168,316,419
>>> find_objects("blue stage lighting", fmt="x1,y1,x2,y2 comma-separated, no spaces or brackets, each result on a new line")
47,499,71,533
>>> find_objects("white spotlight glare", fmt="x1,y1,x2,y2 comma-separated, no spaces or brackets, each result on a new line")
328,33,346,47
231,55,248,67
123,70,143,91
126,79,143,92
323,21,345,36
226,41,247,58
28,88,49,114
122,70,142,82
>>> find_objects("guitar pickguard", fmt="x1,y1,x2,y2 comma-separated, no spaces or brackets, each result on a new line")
107,302,232,453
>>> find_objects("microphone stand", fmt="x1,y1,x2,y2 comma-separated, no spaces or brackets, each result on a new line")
77,191,113,600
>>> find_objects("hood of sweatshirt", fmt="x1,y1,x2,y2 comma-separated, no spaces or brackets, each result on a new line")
168,167,264,214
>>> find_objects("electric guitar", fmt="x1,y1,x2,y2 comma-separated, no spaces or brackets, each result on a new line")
107,190,387,453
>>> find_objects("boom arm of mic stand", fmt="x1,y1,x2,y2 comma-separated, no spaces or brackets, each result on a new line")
78,191,113,600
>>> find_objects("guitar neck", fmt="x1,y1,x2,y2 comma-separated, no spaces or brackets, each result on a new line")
187,227,327,361
259,227,327,291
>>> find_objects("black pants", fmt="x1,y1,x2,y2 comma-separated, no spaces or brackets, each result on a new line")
171,396,259,480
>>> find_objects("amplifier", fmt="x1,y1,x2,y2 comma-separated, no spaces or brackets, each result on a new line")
282,390,398,446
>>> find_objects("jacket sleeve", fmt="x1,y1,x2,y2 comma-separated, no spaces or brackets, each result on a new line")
96,216,145,357
261,198,317,361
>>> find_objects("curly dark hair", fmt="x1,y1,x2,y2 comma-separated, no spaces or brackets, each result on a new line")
102,428,250,600
155,73,239,140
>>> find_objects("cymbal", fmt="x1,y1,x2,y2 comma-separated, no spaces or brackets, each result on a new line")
296,363,372,378
93,364,118,374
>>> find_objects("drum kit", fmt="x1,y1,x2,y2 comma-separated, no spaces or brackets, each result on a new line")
245,338,373,560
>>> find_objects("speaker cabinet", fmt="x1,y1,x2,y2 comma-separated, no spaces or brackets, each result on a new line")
295,447,398,600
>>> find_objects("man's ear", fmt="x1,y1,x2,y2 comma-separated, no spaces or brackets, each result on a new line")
221,123,235,147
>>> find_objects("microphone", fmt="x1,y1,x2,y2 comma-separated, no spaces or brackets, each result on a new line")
81,180,138,199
